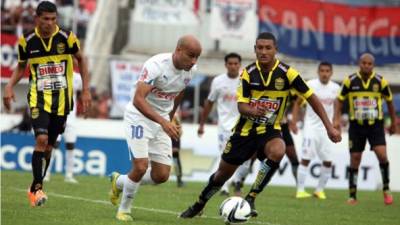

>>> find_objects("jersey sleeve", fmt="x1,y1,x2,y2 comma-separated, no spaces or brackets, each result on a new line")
287,67,313,99
67,31,80,54
337,77,351,101
380,77,393,101
237,69,251,103
17,36,28,62
137,59,161,85
207,77,219,102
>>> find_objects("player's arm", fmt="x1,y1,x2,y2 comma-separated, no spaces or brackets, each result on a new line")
134,81,180,140
198,99,214,137
74,50,91,115
3,62,27,111
381,78,397,135
169,90,184,120
334,77,350,130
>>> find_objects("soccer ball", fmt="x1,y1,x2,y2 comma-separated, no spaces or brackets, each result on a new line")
219,196,251,224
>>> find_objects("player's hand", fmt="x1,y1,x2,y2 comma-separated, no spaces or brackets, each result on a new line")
197,125,204,137
252,106,267,118
388,123,397,135
3,85,15,112
289,120,298,134
327,126,342,143
80,89,92,117
161,120,180,141
333,119,341,131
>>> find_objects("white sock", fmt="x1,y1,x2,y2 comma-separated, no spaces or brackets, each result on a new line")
116,174,127,190
233,160,251,183
118,177,140,213
141,169,155,185
297,164,308,192
65,150,74,178
316,165,332,192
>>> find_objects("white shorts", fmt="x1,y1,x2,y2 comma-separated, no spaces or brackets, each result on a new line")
301,128,334,162
56,113,77,144
218,129,232,153
124,112,172,166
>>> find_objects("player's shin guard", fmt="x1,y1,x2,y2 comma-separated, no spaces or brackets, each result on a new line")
379,162,390,191
348,168,358,199
30,151,45,192
198,173,224,204
247,159,280,198
43,151,52,178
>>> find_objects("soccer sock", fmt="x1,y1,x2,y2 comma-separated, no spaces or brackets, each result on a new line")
30,151,45,193
43,151,52,178
233,160,251,183
316,165,332,192
118,177,140,213
291,161,299,182
296,164,308,192
198,173,224,204
116,174,127,190
247,159,280,199
173,152,183,183
379,162,390,191
65,150,74,178
141,169,156,185
348,168,358,199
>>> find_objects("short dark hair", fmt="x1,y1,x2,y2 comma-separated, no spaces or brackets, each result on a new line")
36,1,57,16
318,61,333,70
256,32,277,45
224,52,241,63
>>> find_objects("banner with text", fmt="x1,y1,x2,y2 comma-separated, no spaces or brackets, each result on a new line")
258,0,400,65
0,33,29,82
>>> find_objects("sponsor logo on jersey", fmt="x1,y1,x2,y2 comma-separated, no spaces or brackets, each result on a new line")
250,98,280,111
353,98,377,108
275,77,285,90
151,87,178,100
57,42,66,54
37,62,65,77
222,94,237,102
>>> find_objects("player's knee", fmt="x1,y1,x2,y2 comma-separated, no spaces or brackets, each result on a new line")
36,135,48,147
151,172,169,184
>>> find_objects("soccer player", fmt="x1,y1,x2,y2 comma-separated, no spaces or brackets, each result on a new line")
180,32,341,218
334,53,396,205
290,61,340,199
198,52,250,196
2,1,91,207
172,112,184,187
109,35,202,221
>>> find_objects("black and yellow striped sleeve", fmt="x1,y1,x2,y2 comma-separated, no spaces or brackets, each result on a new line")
338,77,350,101
287,67,313,99
67,31,80,54
380,77,393,101
237,69,251,103
17,36,28,62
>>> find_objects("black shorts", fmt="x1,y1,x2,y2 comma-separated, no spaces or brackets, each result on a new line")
30,107,67,146
172,138,180,149
221,129,282,165
349,121,386,152
281,123,294,147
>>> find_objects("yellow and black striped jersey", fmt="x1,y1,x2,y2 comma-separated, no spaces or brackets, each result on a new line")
338,72,392,125
234,59,313,136
18,26,80,116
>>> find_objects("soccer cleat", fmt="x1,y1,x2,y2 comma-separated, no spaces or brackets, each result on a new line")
177,180,185,188
64,176,78,184
109,172,122,206
296,191,312,199
383,191,393,205
27,189,48,207
313,191,327,200
180,202,205,218
245,196,258,217
116,212,133,221
347,197,358,205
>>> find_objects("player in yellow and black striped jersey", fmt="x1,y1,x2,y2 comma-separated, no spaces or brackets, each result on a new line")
2,1,91,207
335,53,397,205
180,32,341,219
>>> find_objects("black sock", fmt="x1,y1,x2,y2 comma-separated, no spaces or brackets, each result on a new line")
173,152,182,182
348,168,358,199
30,151,45,193
291,161,299,182
247,159,280,198
198,173,224,204
379,162,390,191
42,151,52,179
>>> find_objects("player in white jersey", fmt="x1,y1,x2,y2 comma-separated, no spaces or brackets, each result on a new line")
198,53,250,196
44,70,82,183
290,62,340,199
109,35,202,221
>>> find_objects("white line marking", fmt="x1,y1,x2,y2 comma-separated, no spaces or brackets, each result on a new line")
13,188,280,225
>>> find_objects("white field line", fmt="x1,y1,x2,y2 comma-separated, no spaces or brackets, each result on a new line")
13,188,281,225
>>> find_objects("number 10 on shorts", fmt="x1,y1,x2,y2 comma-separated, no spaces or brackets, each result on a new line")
131,125,144,139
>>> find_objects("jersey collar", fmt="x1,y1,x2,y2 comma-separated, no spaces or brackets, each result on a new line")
35,25,60,52
357,71,375,89
255,59,279,86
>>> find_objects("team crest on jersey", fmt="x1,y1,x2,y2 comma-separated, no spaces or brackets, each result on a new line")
31,108,39,119
372,83,379,92
274,77,285,90
57,42,66,54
